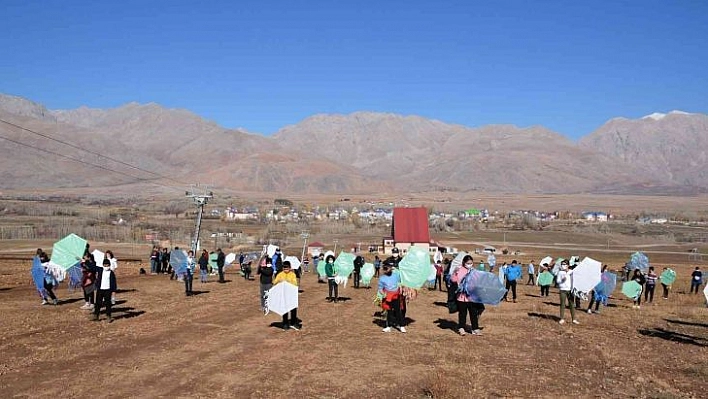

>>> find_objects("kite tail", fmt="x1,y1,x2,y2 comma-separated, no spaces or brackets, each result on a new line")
263,291,270,315
67,266,83,290
571,288,588,301
374,292,384,307
594,291,609,305
46,264,67,283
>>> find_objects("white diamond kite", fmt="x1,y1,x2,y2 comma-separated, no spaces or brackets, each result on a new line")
264,282,299,316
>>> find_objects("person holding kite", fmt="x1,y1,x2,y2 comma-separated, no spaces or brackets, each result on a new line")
325,254,338,302
41,264,59,306
557,259,579,325
630,269,646,308
660,267,674,299
272,261,301,330
451,255,485,336
587,264,610,314
36,248,50,263
538,263,553,297
378,263,405,333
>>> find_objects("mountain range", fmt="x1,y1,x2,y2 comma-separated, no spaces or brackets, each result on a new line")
1,93,706,196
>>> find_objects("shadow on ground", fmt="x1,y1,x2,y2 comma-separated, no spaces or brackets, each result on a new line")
665,319,708,328
528,312,561,322
638,327,707,347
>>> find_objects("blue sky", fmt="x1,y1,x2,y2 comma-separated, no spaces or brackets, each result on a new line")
2,0,707,139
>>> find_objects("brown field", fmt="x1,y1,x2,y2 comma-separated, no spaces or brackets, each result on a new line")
1,240,707,398
1,193,707,397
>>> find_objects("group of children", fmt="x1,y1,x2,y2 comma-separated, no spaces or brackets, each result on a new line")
37,246,119,323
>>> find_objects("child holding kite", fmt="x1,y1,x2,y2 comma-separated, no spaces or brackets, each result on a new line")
378,263,405,333
272,261,301,330
631,269,646,308
41,265,58,306
325,254,338,302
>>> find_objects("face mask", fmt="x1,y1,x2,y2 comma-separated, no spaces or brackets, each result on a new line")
385,270,393,276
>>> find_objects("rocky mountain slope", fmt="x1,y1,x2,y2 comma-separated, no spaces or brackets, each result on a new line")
1,93,706,195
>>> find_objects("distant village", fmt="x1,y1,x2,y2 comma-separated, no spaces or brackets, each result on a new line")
213,202,679,226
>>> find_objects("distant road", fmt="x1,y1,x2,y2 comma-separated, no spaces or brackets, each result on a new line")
456,241,701,257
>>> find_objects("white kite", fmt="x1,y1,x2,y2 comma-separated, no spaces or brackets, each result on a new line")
264,282,298,316
449,252,468,278
225,253,237,265
92,249,105,267
571,257,602,300
284,256,301,270
265,245,280,258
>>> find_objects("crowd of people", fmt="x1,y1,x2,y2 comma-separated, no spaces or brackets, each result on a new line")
34,243,707,333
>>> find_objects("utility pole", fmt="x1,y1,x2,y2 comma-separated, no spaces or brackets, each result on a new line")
300,231,309,261
186,184,213,254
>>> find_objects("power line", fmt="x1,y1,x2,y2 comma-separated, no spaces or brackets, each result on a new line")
0,118,186,186
0,117,250,198
0,133,153,181
0,133,189,192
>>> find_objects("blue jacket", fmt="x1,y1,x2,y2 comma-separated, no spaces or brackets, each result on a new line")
505,265,522,281
378,273,400,292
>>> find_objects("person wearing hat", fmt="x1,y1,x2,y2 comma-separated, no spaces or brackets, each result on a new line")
383,247,402,269
557,259,579,325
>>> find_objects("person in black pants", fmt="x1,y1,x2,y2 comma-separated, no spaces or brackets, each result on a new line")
257,260,274,311
90,258,117,323
353,255,364,289
690,267,703,294
184,250,195,296
644,267,657,303
434,262,443,291
451,256,485,335
216,248,226,283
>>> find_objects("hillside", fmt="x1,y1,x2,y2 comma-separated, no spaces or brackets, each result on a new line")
1,93,706,195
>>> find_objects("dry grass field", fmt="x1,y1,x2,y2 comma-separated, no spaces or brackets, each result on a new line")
1,240,706,398
1,193,707,397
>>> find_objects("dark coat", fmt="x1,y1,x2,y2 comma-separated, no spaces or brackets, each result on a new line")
89,265,117,292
